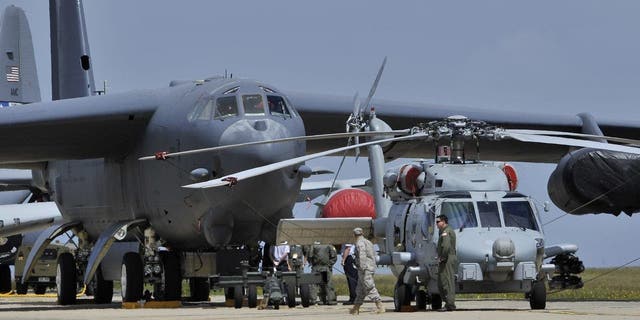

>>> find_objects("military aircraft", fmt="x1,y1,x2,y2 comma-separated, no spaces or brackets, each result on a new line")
1,0,640,309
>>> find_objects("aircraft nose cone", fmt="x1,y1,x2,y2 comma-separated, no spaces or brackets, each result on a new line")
218,119,301,168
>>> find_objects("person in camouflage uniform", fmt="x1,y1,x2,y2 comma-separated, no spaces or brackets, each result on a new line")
436,214,457,311
349,227,384,315
307,242,337,305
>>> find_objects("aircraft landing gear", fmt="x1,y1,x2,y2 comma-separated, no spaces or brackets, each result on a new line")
189,278,210,301
415,289,427,310
153,251,182,301
529,280,547,309
92,265,114,304
121,252,143,302
0,264,11,293
393,282,411,312
56,252,77,305
430,293,442,310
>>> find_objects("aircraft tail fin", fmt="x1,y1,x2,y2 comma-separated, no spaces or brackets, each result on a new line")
0,5,41,106
50,0,96,100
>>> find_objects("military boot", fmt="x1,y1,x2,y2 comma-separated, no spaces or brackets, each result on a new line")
375,300,385,313
349,304,361,315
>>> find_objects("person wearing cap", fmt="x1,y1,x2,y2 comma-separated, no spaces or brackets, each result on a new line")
436,214,457,311
349,227,384,314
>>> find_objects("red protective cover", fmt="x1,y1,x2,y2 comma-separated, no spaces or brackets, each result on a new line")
322,188,376,219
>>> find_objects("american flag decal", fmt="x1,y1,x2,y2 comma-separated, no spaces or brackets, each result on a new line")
6,66,19,82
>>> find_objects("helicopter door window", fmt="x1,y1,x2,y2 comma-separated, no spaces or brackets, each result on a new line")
478,201,501,228
243,94,265,115
440,201,477,229
267,95,292,118
502,201,539,231
214,96,238,120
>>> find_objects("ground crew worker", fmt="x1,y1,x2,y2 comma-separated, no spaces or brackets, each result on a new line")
350,227,384,315
307,241,337,305
436,214,457,311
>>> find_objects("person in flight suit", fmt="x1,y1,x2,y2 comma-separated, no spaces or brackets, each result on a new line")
307,241,337,305
436,214,458,311
349,227,384,315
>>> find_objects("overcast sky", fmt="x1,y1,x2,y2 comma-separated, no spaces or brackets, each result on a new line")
4,0,640,268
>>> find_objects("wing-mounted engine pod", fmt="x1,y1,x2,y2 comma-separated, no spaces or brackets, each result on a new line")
500,163,518,191
397,164,425,196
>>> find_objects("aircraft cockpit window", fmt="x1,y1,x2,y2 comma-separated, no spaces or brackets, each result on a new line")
267,95,292,118
502,201,539,231
260,86,277,93
214,96,238,119
478,201,501,227
187,98,215,121
243,94,265,115
223,87,239,94
440,202,477,229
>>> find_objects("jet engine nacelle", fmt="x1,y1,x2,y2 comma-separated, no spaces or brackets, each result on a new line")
548,148,640,216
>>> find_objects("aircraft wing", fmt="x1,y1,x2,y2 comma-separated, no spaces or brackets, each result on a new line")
276,218,373,245
0,91,158,165
288,92,640,162
297,178,369,202
0,202,62,238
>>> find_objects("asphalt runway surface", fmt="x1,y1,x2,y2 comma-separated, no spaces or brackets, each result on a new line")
0,295,638,320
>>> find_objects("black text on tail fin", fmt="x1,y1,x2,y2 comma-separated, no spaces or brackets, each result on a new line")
0,5,40,106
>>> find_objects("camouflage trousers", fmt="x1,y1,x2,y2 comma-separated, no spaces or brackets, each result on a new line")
354,269,381,305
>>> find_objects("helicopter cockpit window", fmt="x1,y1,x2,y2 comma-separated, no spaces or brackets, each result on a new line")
440,202,477,229
243,94,265,115
502,201,539,231
267,95,292,118
478,201,501,227
214,96,238,119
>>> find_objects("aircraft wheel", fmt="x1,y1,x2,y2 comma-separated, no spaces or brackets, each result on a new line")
415,289,427,310
393,283,411,312
286,282,296,308
430,293,442,310
233,285,243,309
93,265,114,304
0,264,11,293
156,251,182,301
299,284,311,308
34,285,47,295
224,287,235,299
247,285,258,308
121,252,143,302
15,282,28,295
529,281,547,310
189,277,210,301
56,252,77,305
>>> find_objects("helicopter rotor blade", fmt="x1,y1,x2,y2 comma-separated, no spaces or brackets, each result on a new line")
361,56,387,116
182,132,427,189
505,129,640,145
139,130,410,161
503,131,640,155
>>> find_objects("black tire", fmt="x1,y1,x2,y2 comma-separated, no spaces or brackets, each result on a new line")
93,265,114,304
431,293,442,310
233,285,243,309
300,284,310,308
189,277,210,301
56,252,77,305
224,287,235,300
247,285,258,308
15,282,28,295
287,282,296,308
156,251,182,301
393,283,411,312
34,285,47,295
415,289,427,310
529,281,547,310
0,264,11,293
121,252,143,302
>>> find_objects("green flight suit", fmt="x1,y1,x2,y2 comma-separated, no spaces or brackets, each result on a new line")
437,224,458,309
308,244,337,305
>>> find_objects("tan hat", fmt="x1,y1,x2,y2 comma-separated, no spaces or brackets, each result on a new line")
353,227,363,236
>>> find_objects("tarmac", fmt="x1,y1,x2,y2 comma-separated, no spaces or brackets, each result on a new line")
0,295,638,320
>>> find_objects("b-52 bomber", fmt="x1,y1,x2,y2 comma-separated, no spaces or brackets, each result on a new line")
1,0,640,309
